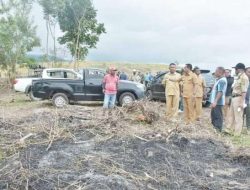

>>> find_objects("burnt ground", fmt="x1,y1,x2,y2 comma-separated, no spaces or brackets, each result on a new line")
0,93,250,190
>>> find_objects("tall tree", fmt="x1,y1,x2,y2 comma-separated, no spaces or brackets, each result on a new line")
38,0,64,66
57,0,105,68
0,0,40,82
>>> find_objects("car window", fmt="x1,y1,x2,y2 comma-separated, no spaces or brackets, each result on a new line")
63,71,77,79
156,74,165,83
155,74,165,83
88,70,105,79
47,71,63,78
201,73,215,86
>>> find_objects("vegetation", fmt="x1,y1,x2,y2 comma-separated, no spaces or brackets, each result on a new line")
0,92,249,189
0,0,40,82
0,0,106,81
7,61,168,77
38,0,106,69
38,0,64,64
19,56,37,69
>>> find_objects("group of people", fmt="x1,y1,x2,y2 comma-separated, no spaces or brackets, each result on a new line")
162,62,250,136
209,63,250,136
102,63,250,136
117,70,153,86
162,63,206,124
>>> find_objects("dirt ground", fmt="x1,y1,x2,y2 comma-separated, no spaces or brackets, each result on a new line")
0,91,250,190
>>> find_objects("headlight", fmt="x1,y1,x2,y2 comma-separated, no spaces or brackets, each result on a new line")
136,83,146,91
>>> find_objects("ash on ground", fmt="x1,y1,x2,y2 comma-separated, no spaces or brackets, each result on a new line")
0,102,249,190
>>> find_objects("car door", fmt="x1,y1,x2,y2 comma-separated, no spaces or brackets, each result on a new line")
201,72,215,104
84,69,105,101
62,70,85,101
151,73,166,100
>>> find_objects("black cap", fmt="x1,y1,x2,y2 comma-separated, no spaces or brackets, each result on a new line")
233,63,245,70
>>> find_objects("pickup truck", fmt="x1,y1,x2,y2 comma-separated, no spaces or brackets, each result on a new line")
32,68,145,107
13,68,82,100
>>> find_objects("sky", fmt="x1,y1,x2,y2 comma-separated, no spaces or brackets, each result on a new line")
31,0,250,69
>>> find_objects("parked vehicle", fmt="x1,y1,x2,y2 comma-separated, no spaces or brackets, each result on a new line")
146,70,214,106
13,68,82,100
32,68,145,107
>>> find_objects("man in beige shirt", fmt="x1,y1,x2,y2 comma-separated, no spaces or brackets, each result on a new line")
130,69,141,83
162,63,181,119
181,64,198,124
193,67,206,121
227,63,249,135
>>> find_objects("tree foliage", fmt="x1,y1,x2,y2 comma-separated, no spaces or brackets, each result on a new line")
38,0,60,18
38,0,105,68
0,0,40,80
57,0,105,65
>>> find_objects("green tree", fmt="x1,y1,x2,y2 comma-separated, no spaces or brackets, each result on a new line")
0,0,40,82
57,0,105,68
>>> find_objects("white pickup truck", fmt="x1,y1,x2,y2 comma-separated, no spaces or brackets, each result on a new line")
14,68,82,100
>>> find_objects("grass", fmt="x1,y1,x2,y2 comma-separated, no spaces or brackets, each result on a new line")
0,61,170,78
230,133,250,148
0,93,28,106
0,147,4,161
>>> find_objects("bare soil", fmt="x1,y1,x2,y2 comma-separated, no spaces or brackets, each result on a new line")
0,92,250,190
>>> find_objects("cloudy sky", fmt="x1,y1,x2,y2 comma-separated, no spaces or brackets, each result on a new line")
32,0,250,69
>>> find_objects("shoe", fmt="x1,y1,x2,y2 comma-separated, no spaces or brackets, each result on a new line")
222,130,233,136
178,110,183,113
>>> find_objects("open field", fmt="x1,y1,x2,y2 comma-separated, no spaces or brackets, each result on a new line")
0,89,250,189
0,61,170,78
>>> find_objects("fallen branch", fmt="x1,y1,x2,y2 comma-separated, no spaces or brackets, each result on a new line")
46,135,55,151
134,134,149,142
19,133,35,145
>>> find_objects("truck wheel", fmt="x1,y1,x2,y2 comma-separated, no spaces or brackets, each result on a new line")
52,93,69,108
29,90,42,101
203,101,210,108
119,92,135,106
145,90,153,101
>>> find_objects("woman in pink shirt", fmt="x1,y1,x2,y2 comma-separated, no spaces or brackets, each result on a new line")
102,67,119,113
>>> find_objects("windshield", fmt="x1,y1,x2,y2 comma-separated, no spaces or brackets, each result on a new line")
201,73,215,87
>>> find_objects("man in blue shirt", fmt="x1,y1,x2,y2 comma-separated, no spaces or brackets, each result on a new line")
144,73,149,87
148,72,153,81
119,71,128,80
209,67,227,132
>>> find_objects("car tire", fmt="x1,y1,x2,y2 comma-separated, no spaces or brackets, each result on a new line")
52,93,69,108
119,92,136,106
145,90,153,101
29,90,42,101
203,101,210,108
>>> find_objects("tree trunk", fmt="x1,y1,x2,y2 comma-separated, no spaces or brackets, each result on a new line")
48,18,57,67
74,31,81,69
53,24,56,64
73,17,84,69
46,19,49,67
8,61,16,89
